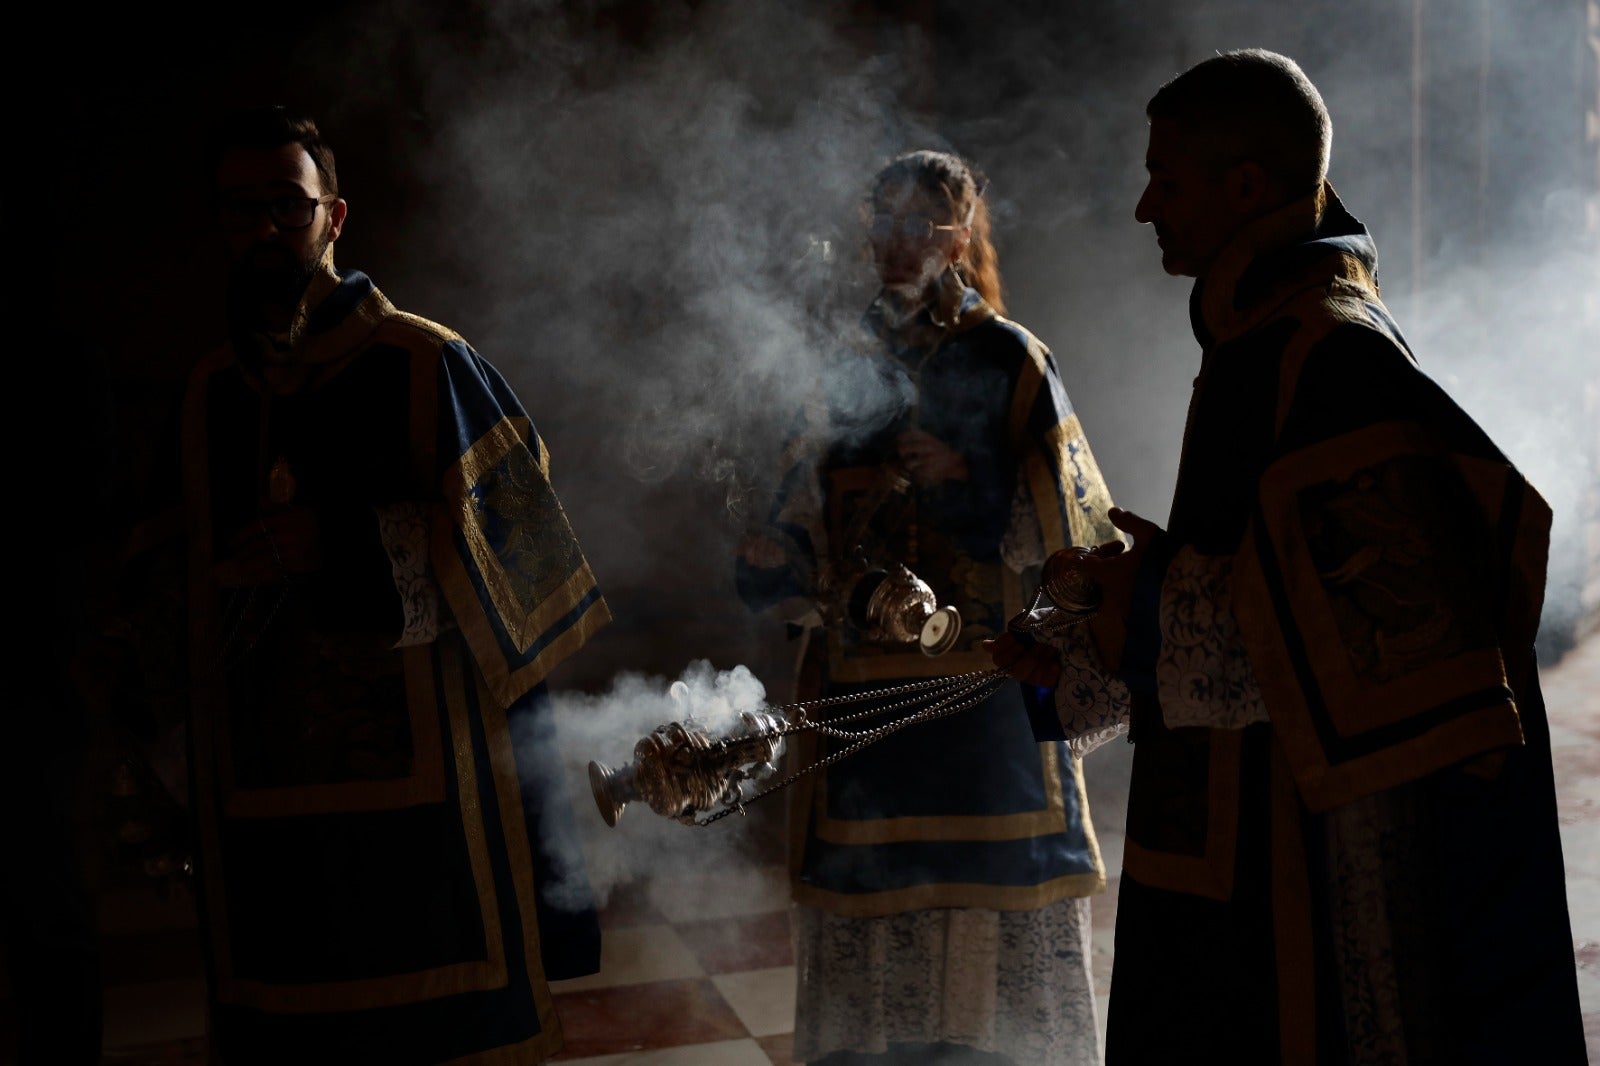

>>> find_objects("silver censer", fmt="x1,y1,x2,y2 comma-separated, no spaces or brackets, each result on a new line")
840,562,962,656
589,544,1104,829
588,709,787,827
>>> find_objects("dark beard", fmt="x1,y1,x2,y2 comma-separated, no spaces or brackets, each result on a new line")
224,229,329,331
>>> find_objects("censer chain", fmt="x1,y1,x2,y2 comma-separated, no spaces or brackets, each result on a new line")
769,669,999,732
693,668,1009,826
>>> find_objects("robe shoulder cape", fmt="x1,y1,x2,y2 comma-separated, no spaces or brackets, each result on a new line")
181,265,609,1064
1102,185,1584,1064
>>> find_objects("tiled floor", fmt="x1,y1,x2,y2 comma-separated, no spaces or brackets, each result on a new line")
541,855,1122,1066
4,631,1597,1063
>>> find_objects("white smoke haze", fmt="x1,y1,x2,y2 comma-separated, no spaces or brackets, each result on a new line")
47,0,1597,922
548,658,781,909
400,1,929,493
232,1,1591,660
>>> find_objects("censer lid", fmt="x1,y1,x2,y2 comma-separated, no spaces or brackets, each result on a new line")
918,606,961,656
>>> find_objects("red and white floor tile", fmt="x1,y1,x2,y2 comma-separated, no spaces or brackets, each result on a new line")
74,855,1119,1066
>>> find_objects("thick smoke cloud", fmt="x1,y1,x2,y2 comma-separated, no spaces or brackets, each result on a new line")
46,0,1597,892
549,659,781,907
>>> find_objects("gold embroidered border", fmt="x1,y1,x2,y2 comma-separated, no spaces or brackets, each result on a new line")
1037,414,1117,551
469,663,563,1058
1071,752,1107,888
1453,454,1553,652
1121,729,1241,901
218,646,445,817
439,537,612,708
444,416,522,506
794,866,1106,918
1200,184,1326,344
215,639,507,1012
298,283,394,376
443,416,604,656
1234,523,1525,813
407,331,437,489
812,740,1067,845
524,417,545,474
1007,336,1047,455
785,635,829,889
1006,329,1117,555
1270,292,1346,441
1255,420,1517,736
1272,700,1523,815
1027,447,1067,554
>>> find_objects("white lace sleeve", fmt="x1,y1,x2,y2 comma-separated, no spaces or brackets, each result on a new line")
376,502,445,648
1000,475,1048,572
1157,546,1268,730
1031,615,1131,757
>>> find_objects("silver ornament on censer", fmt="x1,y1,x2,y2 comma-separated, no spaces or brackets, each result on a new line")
588,544,1106,829
830,560,963,657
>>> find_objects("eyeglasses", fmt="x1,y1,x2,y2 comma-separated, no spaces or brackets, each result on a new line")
868,212,963,243
219,194,337,232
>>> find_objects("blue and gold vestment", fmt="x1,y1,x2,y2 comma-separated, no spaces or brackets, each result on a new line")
1101,185,1586,1064
179,261,609,1064
741,280,1119,915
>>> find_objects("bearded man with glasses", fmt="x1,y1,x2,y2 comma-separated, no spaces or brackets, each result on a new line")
130,104,612,1065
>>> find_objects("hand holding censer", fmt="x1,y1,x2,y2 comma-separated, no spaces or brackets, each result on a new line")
588,544,1108,829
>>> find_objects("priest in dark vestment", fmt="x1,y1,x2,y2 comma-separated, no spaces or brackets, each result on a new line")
987,49,1586,1065
128,105,610,1065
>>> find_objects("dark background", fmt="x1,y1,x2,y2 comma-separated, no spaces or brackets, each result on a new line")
41,0,1599,692
12,2,1597,1057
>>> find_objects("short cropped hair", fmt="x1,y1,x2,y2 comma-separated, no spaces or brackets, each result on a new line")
205,104,338,197
1147,49,1330,196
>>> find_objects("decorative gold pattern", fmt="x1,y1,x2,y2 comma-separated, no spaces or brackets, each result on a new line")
812,743,1067,845
214,638,509,1012
1121,729,1242,901
795,756,1105,916
1045,414,1119,550
793,868,1107,918
1251,422,1521,730
216,644,446,818
471,657,565,1062
1194,203,1539,812
1237,423,1529,812
437,416,612,705
182,273,577,1051
791,304,1108,914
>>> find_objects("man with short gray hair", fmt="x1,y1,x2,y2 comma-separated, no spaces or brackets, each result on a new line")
987,48,1586,1064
